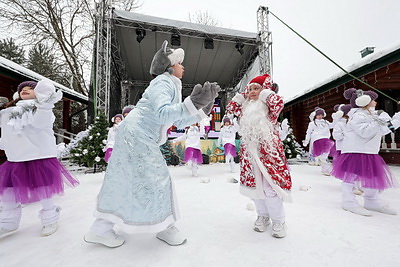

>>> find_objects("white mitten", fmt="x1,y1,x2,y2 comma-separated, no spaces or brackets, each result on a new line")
378,111,391,122
302,140,309,147
391,112,400,130
34,79,63,107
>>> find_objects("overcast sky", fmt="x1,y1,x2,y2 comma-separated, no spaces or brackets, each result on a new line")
136,0,400,100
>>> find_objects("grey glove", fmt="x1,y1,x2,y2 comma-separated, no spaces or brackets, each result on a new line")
202,100,214,114
190,82,220,110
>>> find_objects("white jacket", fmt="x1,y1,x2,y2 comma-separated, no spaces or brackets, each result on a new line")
0,100,57,162
174,125,204,150
341,108,392,154
105,124,119,150
332,117,347,151
304,119,332,145
218,123,238,146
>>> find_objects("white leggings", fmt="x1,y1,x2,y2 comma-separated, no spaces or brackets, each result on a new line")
253,177,285,223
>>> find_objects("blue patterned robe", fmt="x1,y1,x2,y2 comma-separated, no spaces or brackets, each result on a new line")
94,73,206,232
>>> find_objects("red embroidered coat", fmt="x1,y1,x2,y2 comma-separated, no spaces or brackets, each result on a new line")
226,91,292,198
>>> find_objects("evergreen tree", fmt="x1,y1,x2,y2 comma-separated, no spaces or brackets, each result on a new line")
282,130,304,159
160,140,179,165
0,38,25,64
69,112,108,169
27,43,59,82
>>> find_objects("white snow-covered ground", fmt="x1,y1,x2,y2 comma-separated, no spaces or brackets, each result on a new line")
1,162,400,267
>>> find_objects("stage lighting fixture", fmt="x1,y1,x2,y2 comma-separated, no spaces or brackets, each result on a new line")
171,34,181,46
136,29,146,43
204,38,214,49
235,42,244,55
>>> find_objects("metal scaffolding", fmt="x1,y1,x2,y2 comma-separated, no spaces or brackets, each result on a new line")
257,6,273,76
94,0,112,117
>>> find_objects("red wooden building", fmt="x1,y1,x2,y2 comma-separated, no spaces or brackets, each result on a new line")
282,43,400,164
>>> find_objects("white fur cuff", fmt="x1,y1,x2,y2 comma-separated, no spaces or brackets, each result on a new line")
183,97,207,119
232,93,245,104
184,97,199,116
259,89,274,103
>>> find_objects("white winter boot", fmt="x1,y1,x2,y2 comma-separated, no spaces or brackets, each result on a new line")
364,188,397,215
341,183,372,216
271,222,286,238
38,206,61,236
156,225,187,246
0,203,22,237
253,216,270,232
84,230,125,248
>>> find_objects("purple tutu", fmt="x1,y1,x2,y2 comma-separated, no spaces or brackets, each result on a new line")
312,138,334,157
104,148,113,163
185,147,203,164
331,153,398,190
0,158,79,204
224,143,237,158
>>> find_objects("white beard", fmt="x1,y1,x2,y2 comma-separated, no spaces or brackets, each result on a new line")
239,99,277,154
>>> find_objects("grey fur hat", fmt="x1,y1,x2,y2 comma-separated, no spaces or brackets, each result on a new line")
149,40,184,76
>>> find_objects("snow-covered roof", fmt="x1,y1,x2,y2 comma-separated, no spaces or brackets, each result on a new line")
284,41,400,104
114,10,257,41
0,56,88,103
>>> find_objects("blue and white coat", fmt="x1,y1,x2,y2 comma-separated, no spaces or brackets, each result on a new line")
94,73,207,232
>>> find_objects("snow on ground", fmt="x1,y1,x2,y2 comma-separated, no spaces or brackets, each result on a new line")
1,162,400,267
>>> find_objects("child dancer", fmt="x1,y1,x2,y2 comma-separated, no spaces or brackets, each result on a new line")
218,116,238,172
173,123,204,177
0,80,79,237
331,104,363,194
303,107,334,175
226,74,291,238
332,88,400,216
104,114,123,163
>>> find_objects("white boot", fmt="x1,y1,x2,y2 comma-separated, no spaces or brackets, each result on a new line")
271,222,286,238
39,206,61,236
84,218,125,248
0,202,22,237
341,182,372,216
84,230,125,248
253,216,270,232
364,188,397,215
156,225,187,246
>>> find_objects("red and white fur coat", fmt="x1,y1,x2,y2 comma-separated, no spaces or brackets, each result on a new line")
226,89,292,201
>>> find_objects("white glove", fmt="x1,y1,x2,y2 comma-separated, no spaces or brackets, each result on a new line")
281,118,289,132
378,111,391,122
34,79,63,106
302,140,309,147
391,112,400,130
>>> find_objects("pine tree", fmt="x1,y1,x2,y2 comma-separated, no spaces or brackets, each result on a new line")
282,130,304,159
160,140,179,165
0,38,25,64
69,112,109,169
27,43,58,81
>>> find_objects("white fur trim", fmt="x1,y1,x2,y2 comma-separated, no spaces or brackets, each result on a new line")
232,93,245,104
309,111,316,122
259,89,274,103
168,48,184,66
197,109,208,120
184,96,207,119
355,95,372,107
336,110,344,118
